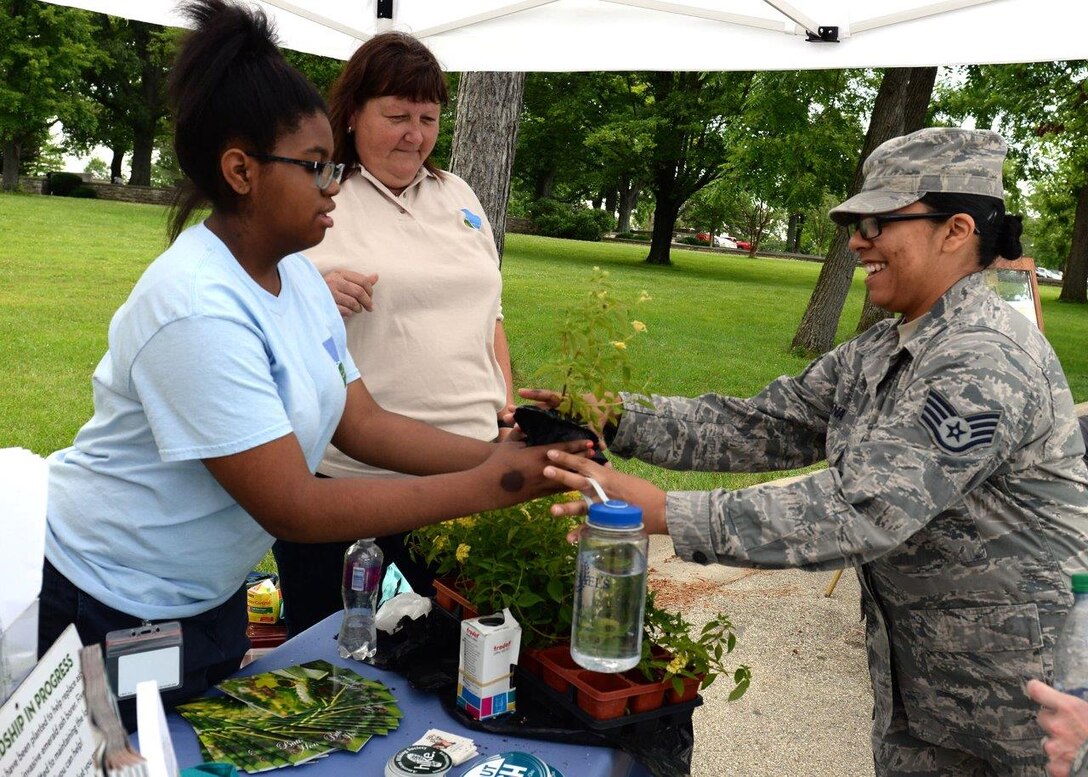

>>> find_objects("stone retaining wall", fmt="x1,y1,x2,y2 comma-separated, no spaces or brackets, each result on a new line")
17,175,176,206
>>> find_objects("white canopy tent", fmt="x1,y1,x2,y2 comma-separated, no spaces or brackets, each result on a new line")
36,0,1088,70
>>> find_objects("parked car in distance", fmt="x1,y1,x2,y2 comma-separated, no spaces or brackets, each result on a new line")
735,239,752,251
696,232,739,249
1035,267,1063,282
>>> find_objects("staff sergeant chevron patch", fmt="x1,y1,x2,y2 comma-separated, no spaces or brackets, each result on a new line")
920,388,1001,454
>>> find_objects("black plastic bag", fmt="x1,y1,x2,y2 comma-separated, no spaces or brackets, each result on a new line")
514,405,608,465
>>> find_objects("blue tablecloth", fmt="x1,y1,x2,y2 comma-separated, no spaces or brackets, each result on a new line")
151,613,652,776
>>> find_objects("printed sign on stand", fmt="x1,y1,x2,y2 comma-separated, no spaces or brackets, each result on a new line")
0,625,96,777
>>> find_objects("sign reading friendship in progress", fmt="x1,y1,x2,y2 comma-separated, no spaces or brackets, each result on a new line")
0,625,96,777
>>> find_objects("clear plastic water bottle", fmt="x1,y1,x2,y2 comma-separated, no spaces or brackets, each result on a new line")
338,538,383,662
1054,572,1088,699
571,500,649,673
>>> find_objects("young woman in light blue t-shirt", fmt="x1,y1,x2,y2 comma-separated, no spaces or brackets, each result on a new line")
38,0,587,730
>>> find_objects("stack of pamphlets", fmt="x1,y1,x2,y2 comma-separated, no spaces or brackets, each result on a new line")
177,660,402,773
80,644,150,776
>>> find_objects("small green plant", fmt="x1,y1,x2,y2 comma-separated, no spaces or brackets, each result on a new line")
408,495,580,647
533,266,650,431
639,591,751,700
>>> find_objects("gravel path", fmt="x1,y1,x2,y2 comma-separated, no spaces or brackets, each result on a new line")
647,536,875,776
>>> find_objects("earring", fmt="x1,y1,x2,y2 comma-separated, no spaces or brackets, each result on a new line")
347,126,354,133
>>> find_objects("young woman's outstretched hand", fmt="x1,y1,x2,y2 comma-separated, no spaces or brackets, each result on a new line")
542,448,668,534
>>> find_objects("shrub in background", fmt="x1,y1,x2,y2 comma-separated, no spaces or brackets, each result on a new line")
70,186,98,199
47,172,85,197
530,198,614,242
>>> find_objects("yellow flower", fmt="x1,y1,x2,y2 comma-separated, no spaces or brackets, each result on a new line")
456,543,471,563
612,341,627,350
666,652,688,675
631,320,647,333
639,290,652,303
433,534,449,552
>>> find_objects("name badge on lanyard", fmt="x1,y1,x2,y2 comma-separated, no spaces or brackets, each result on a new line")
104,621,184,700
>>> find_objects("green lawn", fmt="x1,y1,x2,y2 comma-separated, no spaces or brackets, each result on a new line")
3,192,1087,501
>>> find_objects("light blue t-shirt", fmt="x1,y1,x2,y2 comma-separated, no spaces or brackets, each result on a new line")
46,223,360,620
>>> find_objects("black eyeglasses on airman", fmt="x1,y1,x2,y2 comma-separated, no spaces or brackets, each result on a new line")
847,212,958,240
245,152,345,190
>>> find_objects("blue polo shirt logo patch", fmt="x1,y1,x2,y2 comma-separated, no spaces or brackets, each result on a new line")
920,388,1001,454
460,208,483,229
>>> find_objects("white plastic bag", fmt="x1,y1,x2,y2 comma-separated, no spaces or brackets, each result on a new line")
374,592,432,634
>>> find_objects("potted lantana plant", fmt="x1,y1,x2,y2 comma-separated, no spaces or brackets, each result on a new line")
638,590,752,703
408,495,579,647
513,266,651,460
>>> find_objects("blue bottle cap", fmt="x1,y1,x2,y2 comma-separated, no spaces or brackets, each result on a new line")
587,500,643,529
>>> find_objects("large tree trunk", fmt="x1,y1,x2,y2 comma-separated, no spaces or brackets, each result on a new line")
533,168,555,200
646,194,680,266
791,67,912,355
1058,181,1088,304
449,71,526,263
2,139,20,191
129,132,154,186
901,66,937,131
787,212,805,252
110,147,125,182
855,66,939,335
128,22,163,186
617,176,639,234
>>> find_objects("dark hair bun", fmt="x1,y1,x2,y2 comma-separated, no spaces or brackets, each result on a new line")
996,213,1024,261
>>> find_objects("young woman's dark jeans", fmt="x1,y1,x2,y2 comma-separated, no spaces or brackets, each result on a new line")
38,558,249,732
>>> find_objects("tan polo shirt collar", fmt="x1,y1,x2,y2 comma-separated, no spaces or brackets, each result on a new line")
352,164,436,215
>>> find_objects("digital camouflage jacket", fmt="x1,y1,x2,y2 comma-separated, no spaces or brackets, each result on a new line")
611,272,1088,766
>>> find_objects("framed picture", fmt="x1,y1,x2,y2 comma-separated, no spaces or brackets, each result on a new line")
983,256,1044,333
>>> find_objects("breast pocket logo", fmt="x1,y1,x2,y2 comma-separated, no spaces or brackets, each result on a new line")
460,207,483,229
920,388,1001,454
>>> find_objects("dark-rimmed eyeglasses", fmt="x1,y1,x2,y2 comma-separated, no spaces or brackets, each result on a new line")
847,212,958,240
245,152,345,190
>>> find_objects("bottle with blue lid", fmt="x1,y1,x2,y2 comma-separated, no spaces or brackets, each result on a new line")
571,494,648,673
1054,572,1088,698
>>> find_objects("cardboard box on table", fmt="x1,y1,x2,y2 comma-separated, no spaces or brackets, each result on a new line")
457,608,521,721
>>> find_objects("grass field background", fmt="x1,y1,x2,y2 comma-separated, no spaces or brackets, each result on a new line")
3,192,1086,500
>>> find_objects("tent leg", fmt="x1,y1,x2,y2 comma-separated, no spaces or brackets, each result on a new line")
823,569,845,598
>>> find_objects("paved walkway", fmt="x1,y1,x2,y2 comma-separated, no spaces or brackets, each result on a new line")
646,536,874,776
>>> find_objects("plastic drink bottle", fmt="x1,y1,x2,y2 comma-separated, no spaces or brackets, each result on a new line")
571,500,648,672
338,538,383,662
1054,572,1088,699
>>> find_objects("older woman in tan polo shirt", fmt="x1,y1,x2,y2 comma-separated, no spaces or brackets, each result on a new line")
273,32,515,636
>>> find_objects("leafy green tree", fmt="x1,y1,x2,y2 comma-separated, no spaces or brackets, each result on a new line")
62,16,175,186
0,0,96,190
730,70,865,255
83,156,109,179
938,61,1088,303
515,72,615,206
791,67,938,354
643,71,754,266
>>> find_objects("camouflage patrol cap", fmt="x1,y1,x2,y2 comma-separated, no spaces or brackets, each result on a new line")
829,127,1006,225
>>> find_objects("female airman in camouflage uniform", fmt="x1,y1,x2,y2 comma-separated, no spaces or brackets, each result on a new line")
536,127,1088,776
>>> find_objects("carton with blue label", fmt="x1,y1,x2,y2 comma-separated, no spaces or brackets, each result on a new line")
457,608,521,721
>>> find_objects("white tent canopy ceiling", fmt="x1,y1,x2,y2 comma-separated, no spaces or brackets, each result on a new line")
37,0,1087,71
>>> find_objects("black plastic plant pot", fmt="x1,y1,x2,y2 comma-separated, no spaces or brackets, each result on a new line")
513,405,607,465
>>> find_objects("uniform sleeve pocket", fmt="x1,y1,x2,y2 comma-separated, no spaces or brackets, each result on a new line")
908,603,1042,653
